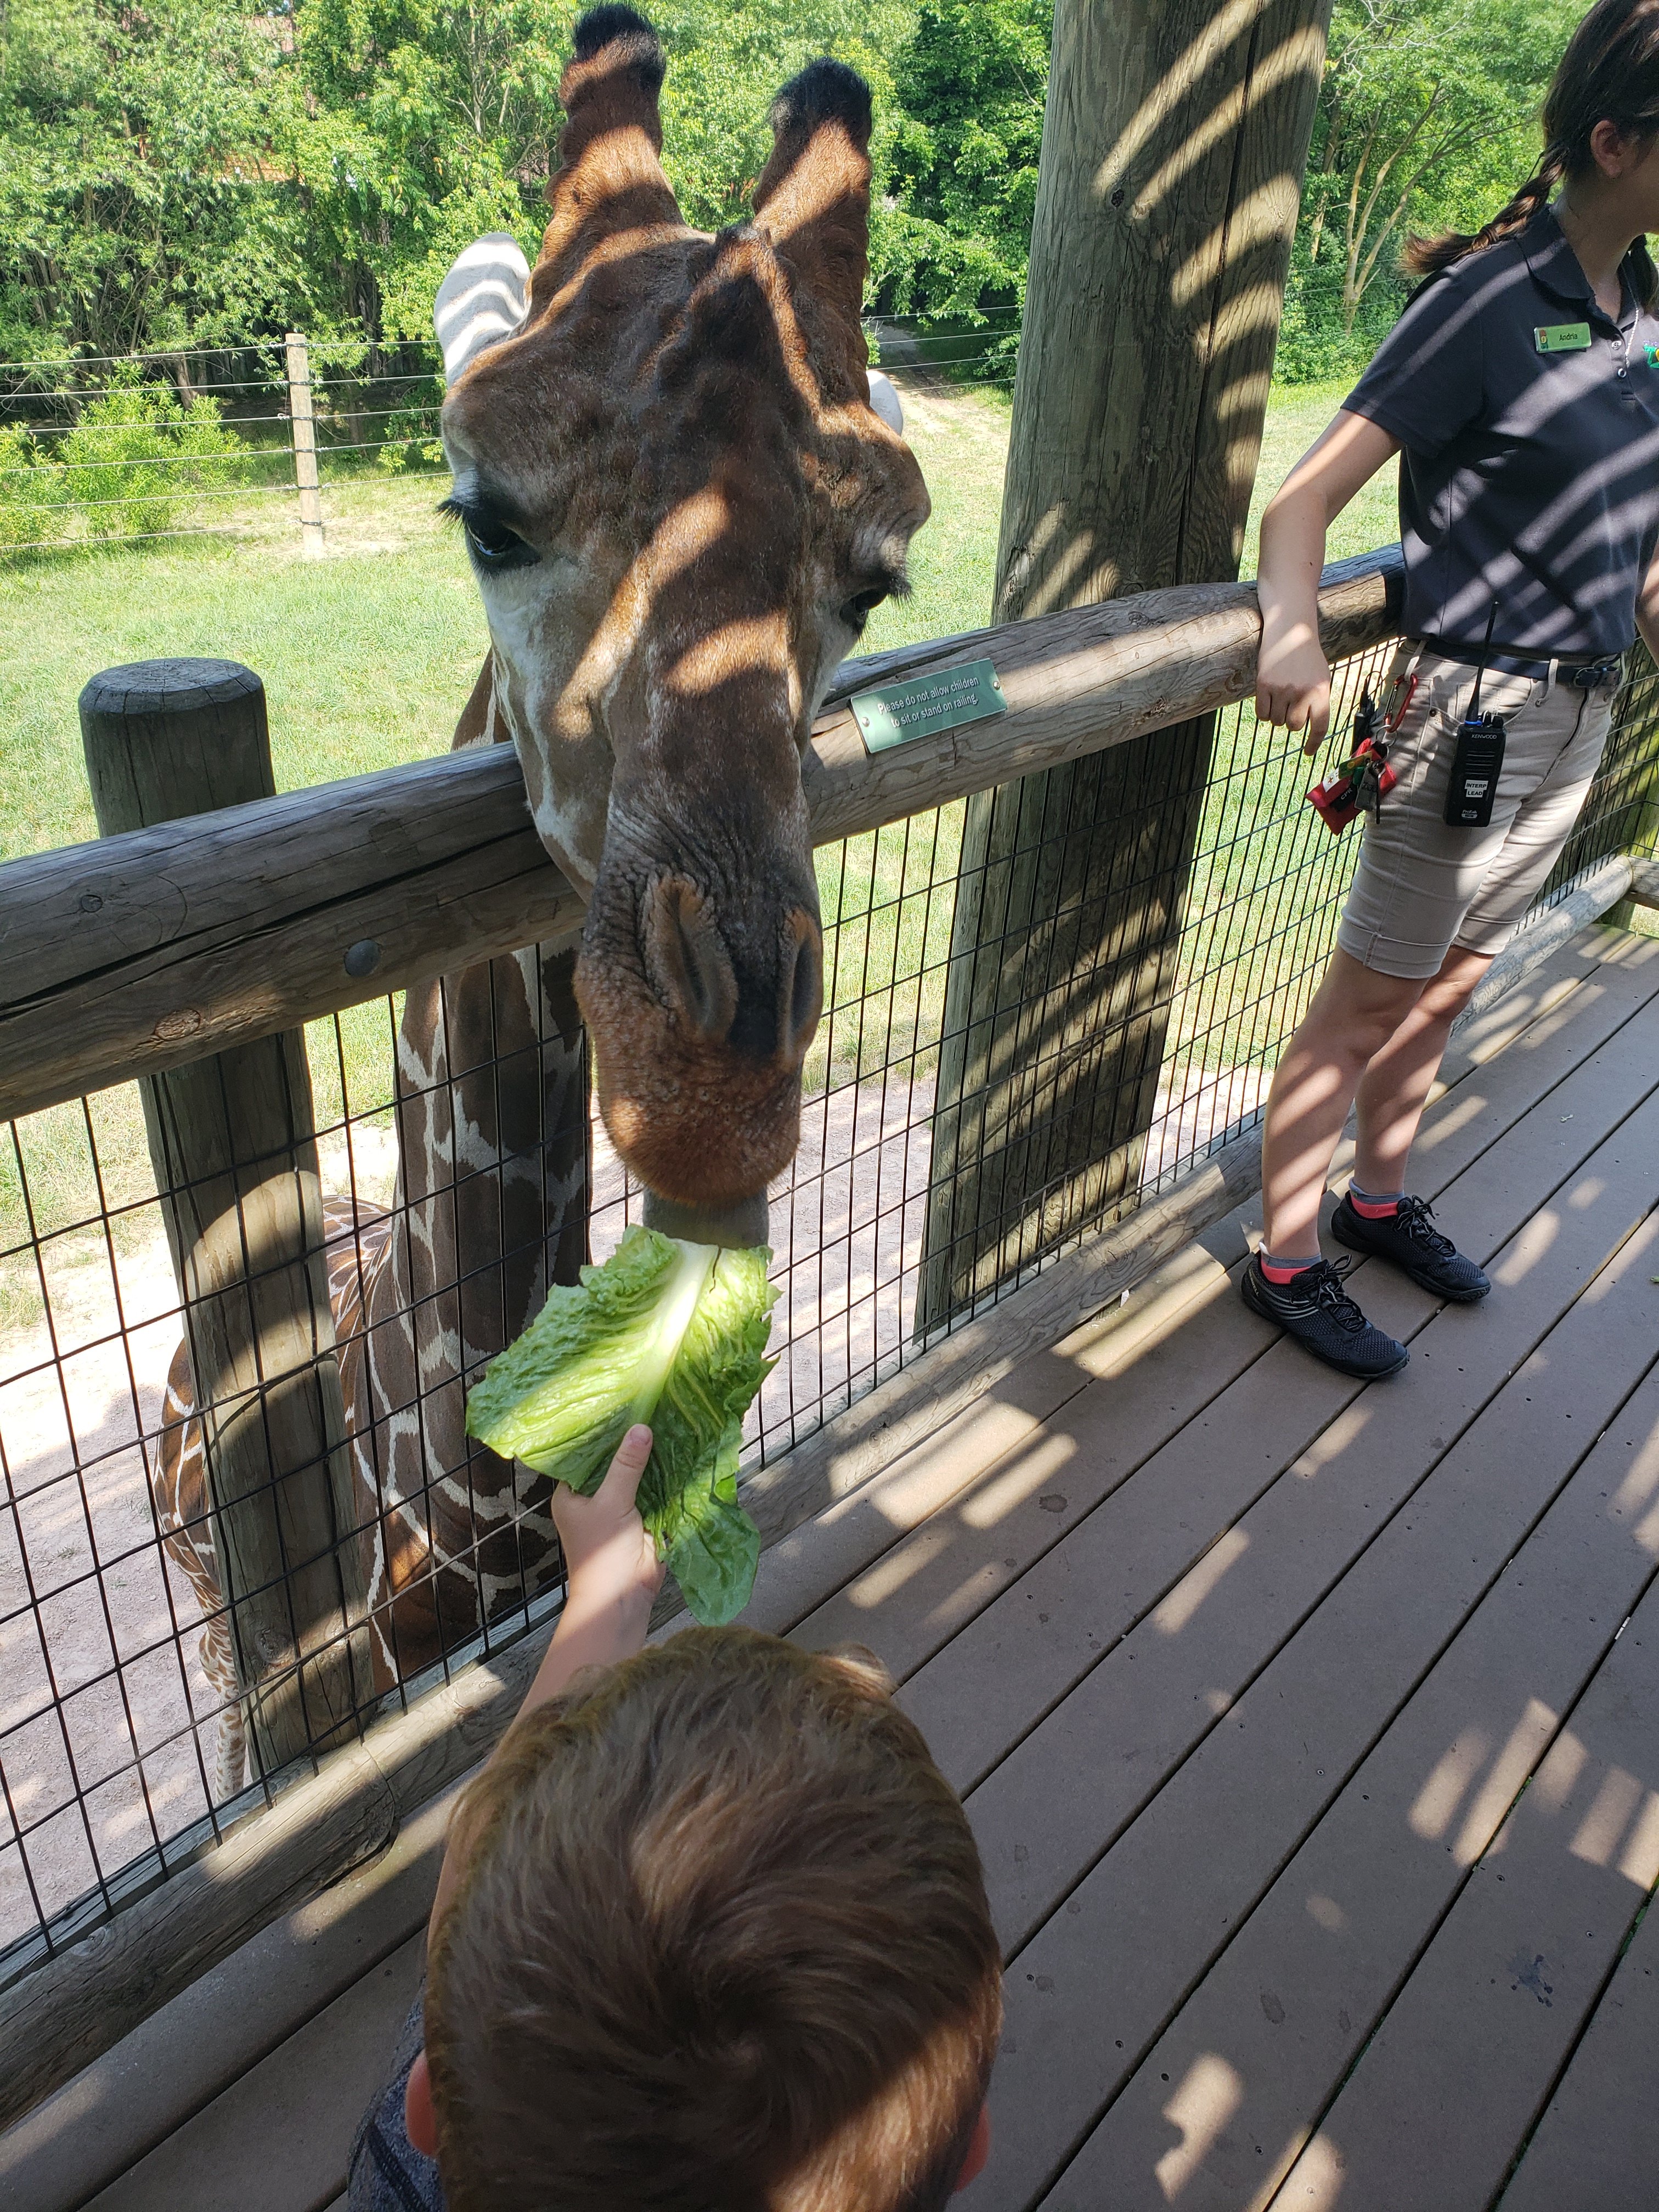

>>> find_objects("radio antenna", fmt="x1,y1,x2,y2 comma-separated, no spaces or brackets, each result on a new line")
1467,597,1499,724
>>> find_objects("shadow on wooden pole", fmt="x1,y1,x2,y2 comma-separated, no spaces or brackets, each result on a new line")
918,0,1334,1334
80,659,368,1780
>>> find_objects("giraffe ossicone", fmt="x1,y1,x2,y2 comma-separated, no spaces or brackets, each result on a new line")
157,5,929,1795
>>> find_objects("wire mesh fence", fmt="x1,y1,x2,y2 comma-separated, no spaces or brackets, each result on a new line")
3,608,1657,1994
0,315,1019,557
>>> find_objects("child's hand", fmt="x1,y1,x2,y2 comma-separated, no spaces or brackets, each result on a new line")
552,1424,664,1626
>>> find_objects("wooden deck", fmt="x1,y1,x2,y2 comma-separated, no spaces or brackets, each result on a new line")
7,921,1659,2212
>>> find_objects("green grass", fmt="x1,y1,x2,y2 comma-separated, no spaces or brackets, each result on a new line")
0,470,489,865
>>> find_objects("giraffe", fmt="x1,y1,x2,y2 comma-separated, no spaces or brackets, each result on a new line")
154,5,930,1797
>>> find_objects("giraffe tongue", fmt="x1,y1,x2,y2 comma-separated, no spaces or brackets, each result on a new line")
642,1190,770,1251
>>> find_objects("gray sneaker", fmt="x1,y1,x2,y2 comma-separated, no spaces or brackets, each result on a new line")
1240,1254,1409,1379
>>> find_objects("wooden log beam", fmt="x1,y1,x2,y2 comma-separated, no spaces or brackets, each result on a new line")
0,549,1399,1127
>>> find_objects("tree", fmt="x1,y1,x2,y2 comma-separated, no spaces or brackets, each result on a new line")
884,0,1052,321
0,0,300,361
1302,0,1575,336
286,0,569,345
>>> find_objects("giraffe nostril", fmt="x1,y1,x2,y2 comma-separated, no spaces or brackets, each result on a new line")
783,911,823,1065
646,875,738,1042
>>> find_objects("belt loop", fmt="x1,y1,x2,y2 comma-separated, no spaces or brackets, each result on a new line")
1544,657,1559,703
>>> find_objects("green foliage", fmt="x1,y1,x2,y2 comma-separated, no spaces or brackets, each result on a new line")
58,370,240,539
0,0,1595,402
0,425,66,550
884,0,1049,335
0,0,308,361
1279,0,1579,379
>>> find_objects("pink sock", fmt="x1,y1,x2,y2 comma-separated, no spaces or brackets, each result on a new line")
1348,1183,1403,1220
1259,1252,1320,1284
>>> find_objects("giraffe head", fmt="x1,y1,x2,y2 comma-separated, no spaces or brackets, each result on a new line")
437,8,929,1215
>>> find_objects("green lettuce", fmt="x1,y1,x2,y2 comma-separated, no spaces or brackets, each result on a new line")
464,1227,777,1624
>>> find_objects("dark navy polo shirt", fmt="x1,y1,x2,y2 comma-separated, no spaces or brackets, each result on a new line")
1343,207,1659,657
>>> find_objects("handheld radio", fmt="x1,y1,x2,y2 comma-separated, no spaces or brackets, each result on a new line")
1443,600,1506,829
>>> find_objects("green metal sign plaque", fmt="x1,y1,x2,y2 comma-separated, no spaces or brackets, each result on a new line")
849,657,1007,753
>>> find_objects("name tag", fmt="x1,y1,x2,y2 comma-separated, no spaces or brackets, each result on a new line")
1534,322,1592,354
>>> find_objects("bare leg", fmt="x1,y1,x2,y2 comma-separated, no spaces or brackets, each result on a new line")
1260,951,1425,1258
1352,944,1492,1194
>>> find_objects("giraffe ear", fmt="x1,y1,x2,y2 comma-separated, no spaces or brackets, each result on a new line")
751,60,873,333
541,6,681,273
434,234,532,382
867,367,904,435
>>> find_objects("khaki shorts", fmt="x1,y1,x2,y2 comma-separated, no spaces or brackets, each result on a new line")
1336,644,1619,980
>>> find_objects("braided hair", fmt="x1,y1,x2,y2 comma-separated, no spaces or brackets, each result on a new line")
1404,0,1659,308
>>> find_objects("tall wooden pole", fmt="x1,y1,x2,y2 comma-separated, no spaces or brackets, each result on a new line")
81,660,367,1782
918,0,1332,1332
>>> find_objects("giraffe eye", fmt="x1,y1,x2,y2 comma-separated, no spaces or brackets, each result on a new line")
840,585,889,627
441,496,539,572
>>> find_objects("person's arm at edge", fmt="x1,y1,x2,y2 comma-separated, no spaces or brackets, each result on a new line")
424,1423,663,1945
1256,409,1402,754
1636,543,1659,664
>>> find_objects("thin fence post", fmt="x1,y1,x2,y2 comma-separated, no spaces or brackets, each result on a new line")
284,331,325,559
80,658,367,1782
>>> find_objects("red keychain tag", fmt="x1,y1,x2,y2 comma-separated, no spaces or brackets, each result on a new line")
1306,689,1397,834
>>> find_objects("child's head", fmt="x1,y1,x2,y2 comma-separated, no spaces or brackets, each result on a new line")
418,1627,1001,2211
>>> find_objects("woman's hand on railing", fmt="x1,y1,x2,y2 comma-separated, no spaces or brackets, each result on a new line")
1256,625,1333,754
1255,408,1399,755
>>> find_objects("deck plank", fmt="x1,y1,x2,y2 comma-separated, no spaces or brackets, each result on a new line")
964,1080,1659,2211
925,944,1659,1831
4,1786,454,2212
14,927,1656,2212
968,990,1659,1944
791,942,1652,1712
748,1233,1249,1643
1035,1276,1659,2210
1269,1565,1659,2212
747,933,1618,1655
84,1935,424,2212
1498,1873,1659,2212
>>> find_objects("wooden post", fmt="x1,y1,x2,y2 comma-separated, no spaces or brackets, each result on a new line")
81,659,366,1781
917,0,1333,1333
284,332,325,559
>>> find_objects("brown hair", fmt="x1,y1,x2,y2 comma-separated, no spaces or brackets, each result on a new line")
1404,0,1659,306
424,1629,1003,2212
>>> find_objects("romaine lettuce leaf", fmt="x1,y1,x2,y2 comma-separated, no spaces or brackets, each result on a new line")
464,1227,776,1623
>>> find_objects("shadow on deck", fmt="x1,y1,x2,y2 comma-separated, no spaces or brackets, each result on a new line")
8,923,1659,2212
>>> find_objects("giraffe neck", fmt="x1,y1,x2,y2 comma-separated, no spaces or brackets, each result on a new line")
360,661,591,1657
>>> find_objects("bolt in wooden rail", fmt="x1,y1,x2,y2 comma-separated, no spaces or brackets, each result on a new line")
284,332,325,560
0,546,1403,1127
80,659,369,1780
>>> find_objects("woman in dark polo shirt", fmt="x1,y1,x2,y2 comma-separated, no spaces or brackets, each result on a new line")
1246,0,1659,1378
